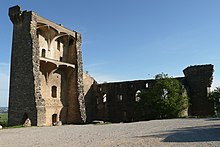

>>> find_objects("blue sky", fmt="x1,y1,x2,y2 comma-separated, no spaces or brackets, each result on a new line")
0,0,220,107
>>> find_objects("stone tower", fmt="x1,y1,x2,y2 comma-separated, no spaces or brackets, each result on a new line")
183,64,214,116
8,6,86,126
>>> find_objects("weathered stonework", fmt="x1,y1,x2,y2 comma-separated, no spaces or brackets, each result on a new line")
8,6,86,126
89,65,214,122
83,73,97,122
8,6,215,126
183,64,214,116
8,6,38,126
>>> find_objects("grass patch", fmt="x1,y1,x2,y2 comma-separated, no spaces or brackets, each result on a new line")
0,113,8,122
95,122,112,125
0,113,8,127
5,125,24,129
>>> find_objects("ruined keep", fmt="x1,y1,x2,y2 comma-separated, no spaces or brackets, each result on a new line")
8,6,215,126
183,65,214,116
8,6,86,126
88,64,214,123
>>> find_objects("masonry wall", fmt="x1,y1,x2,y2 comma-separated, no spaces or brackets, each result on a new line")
8,6,39,126
8,6,86,126
183,64,214,116
83,73,96,123
8,6,214,126
92,65,214,122
93,80,156,122
36,15,86,125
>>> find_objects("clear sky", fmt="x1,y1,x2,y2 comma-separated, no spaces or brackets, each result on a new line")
0,0,220,107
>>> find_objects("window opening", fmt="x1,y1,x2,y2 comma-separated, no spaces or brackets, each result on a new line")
41,49,46,57
146,83,149,88
207,87,211,96
52,86,57,98
103,93,107,103
117,94,123,101
135,90,141,102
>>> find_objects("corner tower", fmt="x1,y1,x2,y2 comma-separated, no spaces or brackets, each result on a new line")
183,64,214,116
8,6,86,126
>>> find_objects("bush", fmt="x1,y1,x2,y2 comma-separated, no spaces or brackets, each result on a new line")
0,113,8,128
136,73,189,120
0,121,8,127
209,87,220,116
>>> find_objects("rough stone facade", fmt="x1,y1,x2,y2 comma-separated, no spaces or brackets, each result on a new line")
83,73,97,123
88,65,214,123
183,64,214,116
8,6,215,126
8,6,86,126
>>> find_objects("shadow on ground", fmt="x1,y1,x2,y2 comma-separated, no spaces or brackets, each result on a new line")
136,124,220,142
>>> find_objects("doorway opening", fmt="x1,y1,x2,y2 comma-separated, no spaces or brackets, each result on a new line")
22,113,28,124
52,114,57,125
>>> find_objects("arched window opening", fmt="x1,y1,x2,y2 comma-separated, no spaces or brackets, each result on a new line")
117,94,123,101
146,83,149,88
41,49,46,57
135,90,141,102
52,86,57,98
52,114,57,126
60,57,63,61
103,93,107,103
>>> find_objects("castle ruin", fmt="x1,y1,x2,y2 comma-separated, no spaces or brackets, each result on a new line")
8,6,214,126
8,6,86,126
88,64,214,123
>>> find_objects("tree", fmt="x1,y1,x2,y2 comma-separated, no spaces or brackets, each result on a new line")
209,87,220,116
137,73,189,120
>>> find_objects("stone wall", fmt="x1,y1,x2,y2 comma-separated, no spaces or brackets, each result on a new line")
93,80,156,122
8,6,215,126
8,6,38,126
183,64,214,116
8,6,86,126
83,72,96,122
91,65,214,122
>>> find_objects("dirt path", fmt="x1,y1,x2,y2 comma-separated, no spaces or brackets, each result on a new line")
0,118,220,147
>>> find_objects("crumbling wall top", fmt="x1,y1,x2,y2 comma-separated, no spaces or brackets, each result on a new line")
9,5,31,25
183,64,214,76
183,64,214,87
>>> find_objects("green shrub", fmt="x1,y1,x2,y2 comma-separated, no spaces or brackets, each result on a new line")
136,73,189,120
0,121,8,127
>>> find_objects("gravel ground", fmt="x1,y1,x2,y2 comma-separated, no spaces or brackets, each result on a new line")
0,118,220,147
